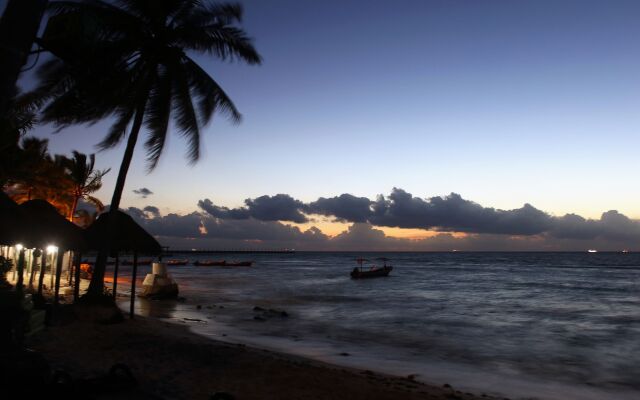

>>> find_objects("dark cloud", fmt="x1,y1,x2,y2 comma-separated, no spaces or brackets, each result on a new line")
122,187,640,251
198,194,308,223
133,187,153,198
308,194,372,222
143,205,161,218
369,189,554,235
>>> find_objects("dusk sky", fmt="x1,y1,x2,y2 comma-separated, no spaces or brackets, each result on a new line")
15,0,640,250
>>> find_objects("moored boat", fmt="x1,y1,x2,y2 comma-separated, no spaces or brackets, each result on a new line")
193,260,226,266
166,259,189,266
224,261,253,267
350,257,393,279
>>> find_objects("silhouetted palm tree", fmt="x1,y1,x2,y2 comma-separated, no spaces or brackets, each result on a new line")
59,151,110,221
29,0,261,297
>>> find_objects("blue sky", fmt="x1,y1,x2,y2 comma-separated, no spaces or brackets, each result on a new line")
13,0,640,249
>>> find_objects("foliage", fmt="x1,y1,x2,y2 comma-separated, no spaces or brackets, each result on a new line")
25,0,262,297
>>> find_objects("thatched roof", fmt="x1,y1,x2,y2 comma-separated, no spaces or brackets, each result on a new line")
0,191,31,246
19,199,86,250
84,210,161,254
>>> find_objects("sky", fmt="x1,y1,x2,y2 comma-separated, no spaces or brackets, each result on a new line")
11,0,640,250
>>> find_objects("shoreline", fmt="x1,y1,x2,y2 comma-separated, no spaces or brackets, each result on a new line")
27,310,502,400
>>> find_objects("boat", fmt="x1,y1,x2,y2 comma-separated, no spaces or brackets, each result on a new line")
193,260,226,266
166,259,189,266
350,257,393,279
587,249,598,253
122,258,154,266
224,261,253,267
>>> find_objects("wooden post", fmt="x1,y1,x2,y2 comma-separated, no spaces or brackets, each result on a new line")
130,251,138,319
16,248,25,293
73,252,81,302
28,249,38,288
112,253,119,298
54,250,64,307
37,251,45,295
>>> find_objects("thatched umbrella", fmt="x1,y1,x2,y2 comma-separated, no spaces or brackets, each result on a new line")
0,191,31,246
84,210,161,318
19,200,85,307
0,192,36,292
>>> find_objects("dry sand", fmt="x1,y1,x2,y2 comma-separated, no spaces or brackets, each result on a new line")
27,311,505,400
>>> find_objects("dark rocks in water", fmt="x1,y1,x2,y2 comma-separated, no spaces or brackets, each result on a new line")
252,306,289,320
443,383,452,389
183,318,205,323
339,352,350,357
206,306,213,309
196,305,202,310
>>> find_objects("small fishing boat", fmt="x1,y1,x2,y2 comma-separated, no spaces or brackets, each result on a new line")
350,257,393,279
166,259,189,266
193,260,226,266
224,261,253,267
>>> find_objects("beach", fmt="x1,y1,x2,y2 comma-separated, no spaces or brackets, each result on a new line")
27,312,499,400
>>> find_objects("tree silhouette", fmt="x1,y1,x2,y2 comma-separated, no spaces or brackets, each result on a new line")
59,151,110,221
28,0,261,298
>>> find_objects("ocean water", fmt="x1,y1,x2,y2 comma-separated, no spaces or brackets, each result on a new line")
112,252,640,400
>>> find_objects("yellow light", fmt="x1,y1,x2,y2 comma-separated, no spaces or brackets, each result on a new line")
15,244,23,251
46,245,58,253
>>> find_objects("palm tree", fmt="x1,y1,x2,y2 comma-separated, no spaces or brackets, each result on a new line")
60,151,110,221
29,0,261,297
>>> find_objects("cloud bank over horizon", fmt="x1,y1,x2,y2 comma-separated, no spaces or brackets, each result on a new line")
117,188,640,251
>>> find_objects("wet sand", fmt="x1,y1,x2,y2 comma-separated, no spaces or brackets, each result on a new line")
27,313,503,400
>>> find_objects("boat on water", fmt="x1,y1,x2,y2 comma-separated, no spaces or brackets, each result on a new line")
166,259,189,266
350,257,393,279
194,260,253,267
224,261,253,267
193,260,226,266
587,249,598,253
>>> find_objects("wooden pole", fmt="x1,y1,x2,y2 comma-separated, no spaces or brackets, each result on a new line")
28,249,38,288
73,252,81,302
53,250,64,307
16,248,25,293
37,251,45,295
129,251,138,319
112,253,119,298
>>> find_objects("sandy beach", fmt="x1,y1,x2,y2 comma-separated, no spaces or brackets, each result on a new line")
26,309,502,400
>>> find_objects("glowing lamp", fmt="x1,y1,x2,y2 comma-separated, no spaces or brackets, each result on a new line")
15,244,23,251
46,245,58,253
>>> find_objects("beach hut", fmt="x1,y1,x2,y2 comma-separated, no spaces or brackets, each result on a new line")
0,192,36,291
84,210,161,318
19,200,85,307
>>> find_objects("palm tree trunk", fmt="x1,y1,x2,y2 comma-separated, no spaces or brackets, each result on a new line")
69,194,79,221
86,100,147,298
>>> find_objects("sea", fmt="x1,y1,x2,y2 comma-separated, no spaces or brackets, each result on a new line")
109,252,640,400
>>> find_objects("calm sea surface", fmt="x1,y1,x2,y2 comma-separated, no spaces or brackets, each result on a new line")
113,252,640,399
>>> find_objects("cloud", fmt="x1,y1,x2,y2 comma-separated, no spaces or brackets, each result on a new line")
143,205,161,218
308,194,373,222
369,189,554,235
198,194,308,223
133,187,153,198
121,187,640,251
